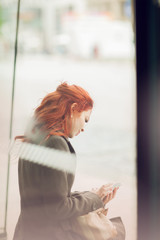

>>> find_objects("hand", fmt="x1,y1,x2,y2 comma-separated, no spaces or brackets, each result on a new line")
102,187,118,205
94,207,109,216
101,208,109,216
91,183,119,205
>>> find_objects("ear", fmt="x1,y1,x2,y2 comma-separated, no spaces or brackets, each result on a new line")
71,103,78,114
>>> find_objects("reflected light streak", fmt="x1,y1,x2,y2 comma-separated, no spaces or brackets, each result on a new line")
1,140,76,173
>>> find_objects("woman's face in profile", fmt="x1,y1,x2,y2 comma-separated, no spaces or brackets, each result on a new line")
68,108,92,138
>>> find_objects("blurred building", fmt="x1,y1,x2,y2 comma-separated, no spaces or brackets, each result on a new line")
0,0,133,58
87,0,131,20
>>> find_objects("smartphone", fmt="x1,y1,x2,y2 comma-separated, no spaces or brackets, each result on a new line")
112,183,121,191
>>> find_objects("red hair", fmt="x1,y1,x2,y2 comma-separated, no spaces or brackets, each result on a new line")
15,82,93,141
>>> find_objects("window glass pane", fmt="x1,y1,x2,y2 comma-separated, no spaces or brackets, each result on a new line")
0,1,136,240
0,1,17,237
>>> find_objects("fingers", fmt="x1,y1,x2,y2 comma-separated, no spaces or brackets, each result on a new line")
101,208,109,216
100,184,113,198
112,187,118,198
103,191,113,205
95,208,103,213
95,208,109,216
102,183,113,191
102,187,119,205
98,185,112,199
91,183,120,204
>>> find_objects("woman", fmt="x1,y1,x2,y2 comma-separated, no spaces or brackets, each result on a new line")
13,82,125,240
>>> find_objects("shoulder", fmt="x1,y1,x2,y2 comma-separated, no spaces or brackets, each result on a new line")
45,135,70,152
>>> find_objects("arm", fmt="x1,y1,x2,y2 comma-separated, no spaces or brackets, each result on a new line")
40,136,103,220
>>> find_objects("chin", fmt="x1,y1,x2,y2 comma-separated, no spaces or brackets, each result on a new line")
68,133,74,138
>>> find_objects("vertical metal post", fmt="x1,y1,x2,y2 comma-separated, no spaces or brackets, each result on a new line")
2,0,21,237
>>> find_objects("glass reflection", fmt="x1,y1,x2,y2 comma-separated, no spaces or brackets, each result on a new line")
0,1,136,240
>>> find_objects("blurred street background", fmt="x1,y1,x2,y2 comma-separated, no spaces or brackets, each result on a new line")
0,0,136,240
